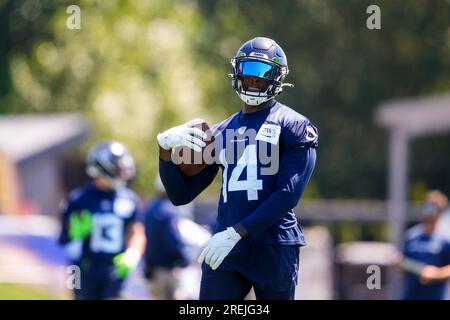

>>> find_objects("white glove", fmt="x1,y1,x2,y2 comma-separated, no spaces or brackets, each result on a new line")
157,119,207,153
198,227,241,270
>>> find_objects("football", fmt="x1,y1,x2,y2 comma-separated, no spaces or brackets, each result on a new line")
175,121,215,177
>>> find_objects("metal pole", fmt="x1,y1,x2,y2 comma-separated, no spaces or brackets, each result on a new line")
387,128,409,298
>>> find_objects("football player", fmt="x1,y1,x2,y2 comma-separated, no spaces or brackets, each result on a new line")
143,175,191,300
58,141,145,300
400,190,450,300
157,37,318,300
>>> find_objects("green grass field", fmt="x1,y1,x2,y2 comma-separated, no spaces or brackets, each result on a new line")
0,283,67,300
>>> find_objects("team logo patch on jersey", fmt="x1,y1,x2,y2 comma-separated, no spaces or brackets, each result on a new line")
305,125,318,142
114,198,135,218
256,123,281,145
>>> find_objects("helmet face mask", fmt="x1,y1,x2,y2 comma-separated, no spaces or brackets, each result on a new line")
230,37,291,106
86,141,136,190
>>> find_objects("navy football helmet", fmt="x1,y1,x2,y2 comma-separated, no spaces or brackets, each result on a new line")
230,37,293,106
86,141,136,189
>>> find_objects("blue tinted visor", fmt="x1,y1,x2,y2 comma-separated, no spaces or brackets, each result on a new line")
238,60,279,80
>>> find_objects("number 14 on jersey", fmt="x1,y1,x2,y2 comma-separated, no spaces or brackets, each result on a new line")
220,145,263,203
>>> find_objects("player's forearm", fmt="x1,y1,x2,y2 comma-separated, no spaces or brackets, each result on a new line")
439,265,450,280
58,225,70,245
58,203,73,245
239,147,316,237
159,145,193,205
159,146,172,161
159,157,196,205
159,158,218,206
127,222,146,255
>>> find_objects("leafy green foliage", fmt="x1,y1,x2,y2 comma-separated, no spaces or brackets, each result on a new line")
1,0,449,198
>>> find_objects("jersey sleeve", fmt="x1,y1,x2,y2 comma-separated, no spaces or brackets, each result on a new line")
159,159,219,206
58,195,77,245
239,146,317,237
402,239,409,256
283,117,319,150
120,192,142,243
130,192,141,222
442,241,450,266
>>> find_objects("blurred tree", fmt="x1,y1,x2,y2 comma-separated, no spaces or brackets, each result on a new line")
0,0,449,199
0,0,226,196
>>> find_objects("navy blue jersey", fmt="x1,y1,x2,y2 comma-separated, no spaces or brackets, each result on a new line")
144,197,190,272
402,224,450,300
160,101,317,246
59,182,140,271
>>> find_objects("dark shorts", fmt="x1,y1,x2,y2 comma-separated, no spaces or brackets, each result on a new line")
74,266,125,300
200,244,300,300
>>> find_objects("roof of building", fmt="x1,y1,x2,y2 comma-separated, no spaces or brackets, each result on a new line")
0,113,89,162
375,93,450,137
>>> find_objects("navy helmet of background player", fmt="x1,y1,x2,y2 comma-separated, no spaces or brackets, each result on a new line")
58,141,145,300
85,141,136,189
157,37,318,300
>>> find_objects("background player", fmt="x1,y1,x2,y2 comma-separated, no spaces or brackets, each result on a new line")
157,37,318,300
399,190,450,300
143,175,191,300
143,175,211,299
58,141,145,300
